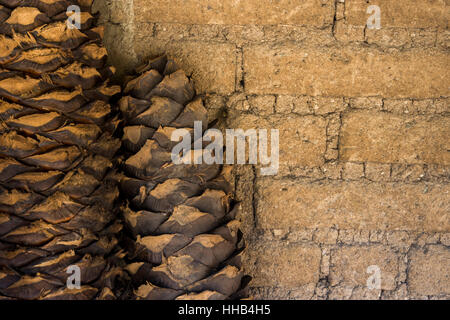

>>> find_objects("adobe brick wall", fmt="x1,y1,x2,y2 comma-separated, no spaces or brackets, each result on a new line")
93,0,450,299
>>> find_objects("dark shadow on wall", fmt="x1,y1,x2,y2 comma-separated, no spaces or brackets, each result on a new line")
92,0,139,80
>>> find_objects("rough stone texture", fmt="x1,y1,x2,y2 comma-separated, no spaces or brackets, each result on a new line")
408,246,450,296
330,246,399,290
244,243,322,287
342,162,364,180
344,0,449,28
95,0,450,300
134,0,335,26
227,113,328,174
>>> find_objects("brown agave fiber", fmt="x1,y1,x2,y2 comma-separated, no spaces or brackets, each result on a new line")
0,0,124,299
119,56,249,300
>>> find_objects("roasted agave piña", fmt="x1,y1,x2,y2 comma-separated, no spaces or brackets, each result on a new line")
119,56,248,300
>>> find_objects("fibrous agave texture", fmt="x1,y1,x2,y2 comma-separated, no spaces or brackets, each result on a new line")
0,0,124,300
119,56,249,300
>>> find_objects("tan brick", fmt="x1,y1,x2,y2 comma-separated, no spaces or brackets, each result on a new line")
340,111,450,165
223,25,265,44
247,95,275,115
412,99,449,115
134,0,335,27
410,29,438,48
441,233,450,246
313,228,338,245
365,163,391,182
322,161,343,180
133,37,236,94
354,230,371,244
276,95,311,114
434,99,450,114
386,231,414,247
325,147,339,161
262,25,335,46
287,229,314,243
244,46,449,98
409,245,450,296
334,21,365,43
272,114,327,171
326,113,341,136
437,30,450,49
330,245,399,290
382,284,409,300
256,179,450,232
365,28,410,47
391,164,425,182
153,24,191,41
336,1,345,20
348,287,382,300
227,113,327,173
244,243,321,287
227,93,251,111
339,230,356,245
383,99,413,114
369,230,385,243
328,285,355,300
249,285,315,300
276,96,346,115
310,97,346,115
350,97,383,110
345,0,449,29
428,164,450,179
416,233,440,247
342,162,364,180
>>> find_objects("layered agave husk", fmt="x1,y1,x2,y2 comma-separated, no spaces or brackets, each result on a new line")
0,0,124,300
118,55,249,300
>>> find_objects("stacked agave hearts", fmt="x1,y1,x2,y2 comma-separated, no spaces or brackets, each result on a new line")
119,56,248,300
0,0,123,300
